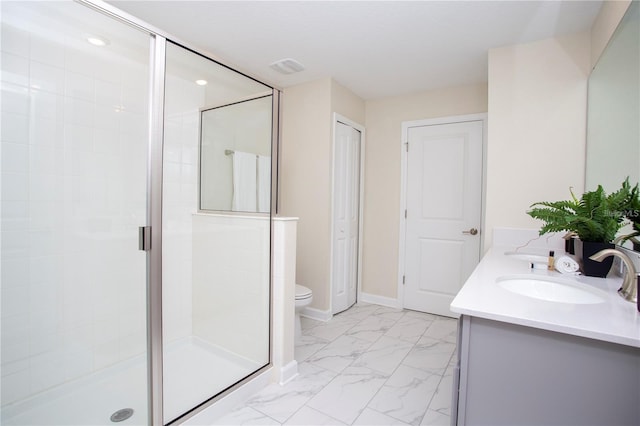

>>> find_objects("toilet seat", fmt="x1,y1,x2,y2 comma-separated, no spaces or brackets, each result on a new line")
295,284,312,300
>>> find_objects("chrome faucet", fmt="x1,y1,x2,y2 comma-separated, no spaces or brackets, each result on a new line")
589,249,638,303
613,234,640,247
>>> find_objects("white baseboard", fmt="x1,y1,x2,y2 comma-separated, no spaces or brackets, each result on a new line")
359,292,402,309
302,294,402,322
278,360,298,385
301,306,332,322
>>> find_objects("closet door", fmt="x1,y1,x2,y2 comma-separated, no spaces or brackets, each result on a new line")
332,121,361,314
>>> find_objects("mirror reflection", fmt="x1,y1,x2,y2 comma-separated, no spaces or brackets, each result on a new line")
586,1,639,193
199,94,273,212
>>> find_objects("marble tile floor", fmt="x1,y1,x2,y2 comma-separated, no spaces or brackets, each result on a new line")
214,303,458,426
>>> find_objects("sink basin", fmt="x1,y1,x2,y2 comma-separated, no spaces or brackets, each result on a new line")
496,275,607,304
504,251,548,263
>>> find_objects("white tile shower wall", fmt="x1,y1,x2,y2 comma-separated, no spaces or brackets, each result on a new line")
192,214,270,364
161,73,204,344
1,22,149,406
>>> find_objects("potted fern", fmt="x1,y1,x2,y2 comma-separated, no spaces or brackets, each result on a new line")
619,182,640,250
527,179,635,277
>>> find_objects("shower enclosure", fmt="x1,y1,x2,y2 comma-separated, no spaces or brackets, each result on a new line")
0,1,276,424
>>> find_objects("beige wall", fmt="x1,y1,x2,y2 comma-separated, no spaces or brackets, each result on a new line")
485,32,591,251
280,78,332,311
281,5,629,305
332,79,366,124
362,84,488,299
591,0,632,68
280,78,365,312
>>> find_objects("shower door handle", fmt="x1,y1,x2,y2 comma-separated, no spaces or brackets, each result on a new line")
139,226,151,251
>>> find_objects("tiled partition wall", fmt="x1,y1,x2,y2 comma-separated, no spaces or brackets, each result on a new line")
192,214,270,364
1,17,149,405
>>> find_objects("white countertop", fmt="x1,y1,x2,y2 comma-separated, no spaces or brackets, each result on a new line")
450,247,640,348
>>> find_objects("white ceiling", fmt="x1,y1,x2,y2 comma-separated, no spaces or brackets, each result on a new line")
107,0,603,100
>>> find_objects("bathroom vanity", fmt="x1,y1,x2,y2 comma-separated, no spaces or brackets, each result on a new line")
450,248,640,426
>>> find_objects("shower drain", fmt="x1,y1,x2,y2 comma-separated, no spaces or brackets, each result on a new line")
110,408,134,422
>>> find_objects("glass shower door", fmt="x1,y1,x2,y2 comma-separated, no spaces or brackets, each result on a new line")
1,2,151,424
162,42,273,423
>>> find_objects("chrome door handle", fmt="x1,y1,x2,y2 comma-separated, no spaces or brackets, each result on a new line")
462,228,478,236
139,226,151,251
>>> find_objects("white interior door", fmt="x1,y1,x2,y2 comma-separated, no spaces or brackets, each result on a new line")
332,121,361,314
403,120,483,317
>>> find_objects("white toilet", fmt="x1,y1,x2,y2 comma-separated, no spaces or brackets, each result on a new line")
294,284,313,339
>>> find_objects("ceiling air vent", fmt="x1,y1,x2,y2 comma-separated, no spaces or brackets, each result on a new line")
269,58,305,74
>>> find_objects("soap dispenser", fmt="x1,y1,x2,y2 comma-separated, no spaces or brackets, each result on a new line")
547,250,555,271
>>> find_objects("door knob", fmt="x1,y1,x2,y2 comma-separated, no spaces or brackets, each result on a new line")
462,228,478,236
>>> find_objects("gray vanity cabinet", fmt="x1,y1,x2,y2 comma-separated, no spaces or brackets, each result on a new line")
451,315,640,426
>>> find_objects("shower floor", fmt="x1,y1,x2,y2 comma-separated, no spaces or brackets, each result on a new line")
2,337,262,425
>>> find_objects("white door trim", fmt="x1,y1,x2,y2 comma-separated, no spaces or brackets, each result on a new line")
397,113,487,310
330,113,365,315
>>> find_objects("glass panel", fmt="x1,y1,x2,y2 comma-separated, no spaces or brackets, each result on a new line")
163,41,272,423
200,95,273,212
1,2,150,425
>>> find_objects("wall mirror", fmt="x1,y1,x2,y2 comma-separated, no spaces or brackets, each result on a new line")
585,1,639,193
199,93,273,212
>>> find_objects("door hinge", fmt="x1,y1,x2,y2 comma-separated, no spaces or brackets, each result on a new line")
139,226,151,251
403,275,406,285
405,143,409,152
405,209,407,219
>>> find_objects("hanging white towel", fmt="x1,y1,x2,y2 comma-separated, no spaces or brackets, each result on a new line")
257,155,271,213
232,151,257,212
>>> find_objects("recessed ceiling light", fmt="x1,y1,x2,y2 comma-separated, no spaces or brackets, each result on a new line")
195,79,208,86
87,36,109,47
269,58,305,75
